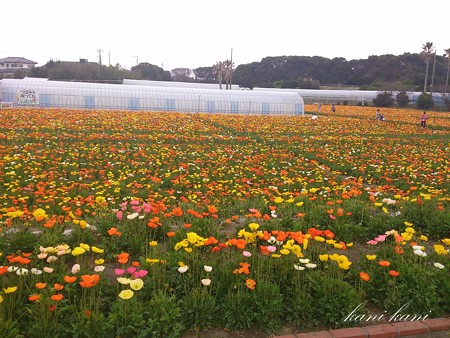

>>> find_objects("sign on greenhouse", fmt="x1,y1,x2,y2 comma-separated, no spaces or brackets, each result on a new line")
17,89,39,105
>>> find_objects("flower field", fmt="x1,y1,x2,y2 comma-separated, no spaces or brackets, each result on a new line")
0,105,449,337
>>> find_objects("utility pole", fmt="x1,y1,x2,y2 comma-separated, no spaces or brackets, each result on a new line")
134,56,139,66
97,49,103,65
444,49,450,94
430,51,437,95
230,48,233,89
108,51,111,66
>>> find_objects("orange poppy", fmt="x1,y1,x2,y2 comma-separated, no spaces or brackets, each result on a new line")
379,260,391,267
51,293,64,301
207,205,218,214
394,246,404,255
245,278,256,290
394,233,404,243
359,272,370,282
54,283,64,291
167,231,176,238
63,275,77,284
233,262,251,275
204,236,218,245
172,207,183,217
44,217,57,228
79,274,100,288
107,227,122,236
19,257,31,265
389,270,400,277
35,282,47,289
28,294,41,302
117,252,130,264
323,230,335,239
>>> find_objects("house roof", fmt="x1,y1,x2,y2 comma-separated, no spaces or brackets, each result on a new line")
0,57,37,64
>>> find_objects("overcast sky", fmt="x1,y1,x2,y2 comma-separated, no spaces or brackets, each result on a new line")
2,0,448,71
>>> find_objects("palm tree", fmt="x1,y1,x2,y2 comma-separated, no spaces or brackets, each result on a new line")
212,61,225,89
444,48,450,94
420,42,435,92
223,59,234,90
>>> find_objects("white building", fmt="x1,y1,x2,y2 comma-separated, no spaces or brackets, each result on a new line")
0,57,37,77
0,78,305,115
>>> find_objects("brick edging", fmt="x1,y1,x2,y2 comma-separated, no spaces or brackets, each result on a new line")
272,317,450,338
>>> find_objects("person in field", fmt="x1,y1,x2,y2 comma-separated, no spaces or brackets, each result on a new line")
420,111,428,128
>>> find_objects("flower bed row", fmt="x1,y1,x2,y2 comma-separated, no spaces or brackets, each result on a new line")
0,107,449,337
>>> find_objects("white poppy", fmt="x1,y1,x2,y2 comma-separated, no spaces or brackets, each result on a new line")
433,262,444,269
94,265,105,272
305,263,317,269
178,266,189,273
294,264,305,271
71,264,81,274
201,278,212,286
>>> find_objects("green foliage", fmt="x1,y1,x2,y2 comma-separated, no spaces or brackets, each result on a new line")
393,261,442,316
145,291,185,338
283,288,316,329
373,91,395,107
105,298,150,338
220,281,283,333
402,200,450,239
181,287,217,331
416,92,434,109
57,312,110,338
6,229,37,253
311,275,363,328
0,320,24,338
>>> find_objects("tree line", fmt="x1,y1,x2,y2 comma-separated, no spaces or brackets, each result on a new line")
9,44,448,97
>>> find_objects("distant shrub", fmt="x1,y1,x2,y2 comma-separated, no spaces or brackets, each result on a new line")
396,90,411,107
373,91,395,107
416,93,434,109
443,95,450,111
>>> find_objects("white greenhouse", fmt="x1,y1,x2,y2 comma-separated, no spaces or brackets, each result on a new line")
0,78,304,115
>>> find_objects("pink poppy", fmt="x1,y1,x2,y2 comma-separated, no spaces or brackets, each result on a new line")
114,268,125,276
116,210,123,220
